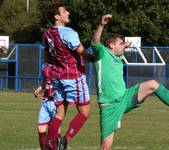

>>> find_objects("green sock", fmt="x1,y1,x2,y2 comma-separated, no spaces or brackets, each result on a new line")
155,85,169,106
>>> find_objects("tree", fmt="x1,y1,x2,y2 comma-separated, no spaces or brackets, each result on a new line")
1,0,169,46
0,0,40,43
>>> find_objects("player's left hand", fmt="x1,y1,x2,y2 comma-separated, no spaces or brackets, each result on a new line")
0,46,7,50
101,14,112,26
34,86,42,98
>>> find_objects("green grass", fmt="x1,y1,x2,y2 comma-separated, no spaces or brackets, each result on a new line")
0,92,169,150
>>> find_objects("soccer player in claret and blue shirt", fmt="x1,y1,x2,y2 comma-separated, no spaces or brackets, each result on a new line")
41,2,94,150
92,14,169,150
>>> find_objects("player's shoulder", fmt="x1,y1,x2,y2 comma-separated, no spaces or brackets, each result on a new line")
62,26,75,32
43,27,53,36
58,26,77,35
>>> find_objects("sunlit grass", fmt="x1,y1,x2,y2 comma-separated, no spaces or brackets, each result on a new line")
0,92,169,150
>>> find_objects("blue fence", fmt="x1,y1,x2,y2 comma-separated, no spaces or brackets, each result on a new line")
0,44,43,91
1,44,169,93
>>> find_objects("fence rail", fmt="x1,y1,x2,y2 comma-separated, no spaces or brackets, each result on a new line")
1,44,169,93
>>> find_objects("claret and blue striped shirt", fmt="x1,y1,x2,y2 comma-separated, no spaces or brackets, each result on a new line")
43,26,85,79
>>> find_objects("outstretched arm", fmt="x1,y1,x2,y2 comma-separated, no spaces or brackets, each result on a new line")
92,14,112,45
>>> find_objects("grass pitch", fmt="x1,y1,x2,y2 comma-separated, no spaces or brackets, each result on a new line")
0,92,169,150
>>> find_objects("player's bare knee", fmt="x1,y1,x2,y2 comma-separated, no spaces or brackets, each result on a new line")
55,104,66,119
79,110,90,118
148,80,160,91
78,105,90,118
56,111,65,120
38,125,47,133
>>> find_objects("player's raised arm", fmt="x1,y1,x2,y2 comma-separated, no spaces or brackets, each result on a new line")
92,14,112,45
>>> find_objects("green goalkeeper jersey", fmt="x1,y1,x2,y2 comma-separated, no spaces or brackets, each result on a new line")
92,42,126,103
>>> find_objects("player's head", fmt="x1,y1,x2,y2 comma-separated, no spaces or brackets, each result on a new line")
47,3,70,25
105,33,125,56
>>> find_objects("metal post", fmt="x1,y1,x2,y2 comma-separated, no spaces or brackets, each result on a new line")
15,44,19,91
153,47,156,79
38,44,42,86
26,0,29,15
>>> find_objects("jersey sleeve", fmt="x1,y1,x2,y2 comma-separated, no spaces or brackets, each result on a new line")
91,42,105,60
62,29,81,50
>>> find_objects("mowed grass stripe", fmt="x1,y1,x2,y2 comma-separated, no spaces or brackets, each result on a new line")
0,92,169,150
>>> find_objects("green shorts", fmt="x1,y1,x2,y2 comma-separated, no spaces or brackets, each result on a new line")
100,84,141,140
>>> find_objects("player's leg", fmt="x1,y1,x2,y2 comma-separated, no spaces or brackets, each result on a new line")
58,104,90,150
137,80,159,102
47,78,67,150
38,125,48,150
38,100,56,150
101,132,115,150
138,80,169,105
48,104,66,150
99,102,124,150
66,104,90,143
58,75,90,149
99,84,141,150
38,103,49,150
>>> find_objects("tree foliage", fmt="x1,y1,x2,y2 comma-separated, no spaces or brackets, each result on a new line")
0,0,169,45
0,0,40,43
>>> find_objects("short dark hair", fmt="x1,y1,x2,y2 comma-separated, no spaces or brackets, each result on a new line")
47,3,64,24
105,33,124,46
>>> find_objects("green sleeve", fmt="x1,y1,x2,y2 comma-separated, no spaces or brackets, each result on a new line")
91,42,106,60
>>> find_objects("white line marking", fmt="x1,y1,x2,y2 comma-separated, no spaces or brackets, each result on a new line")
17,145,146,150
152,109,168,112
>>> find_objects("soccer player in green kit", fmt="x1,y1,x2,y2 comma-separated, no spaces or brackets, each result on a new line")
91,14,169,150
